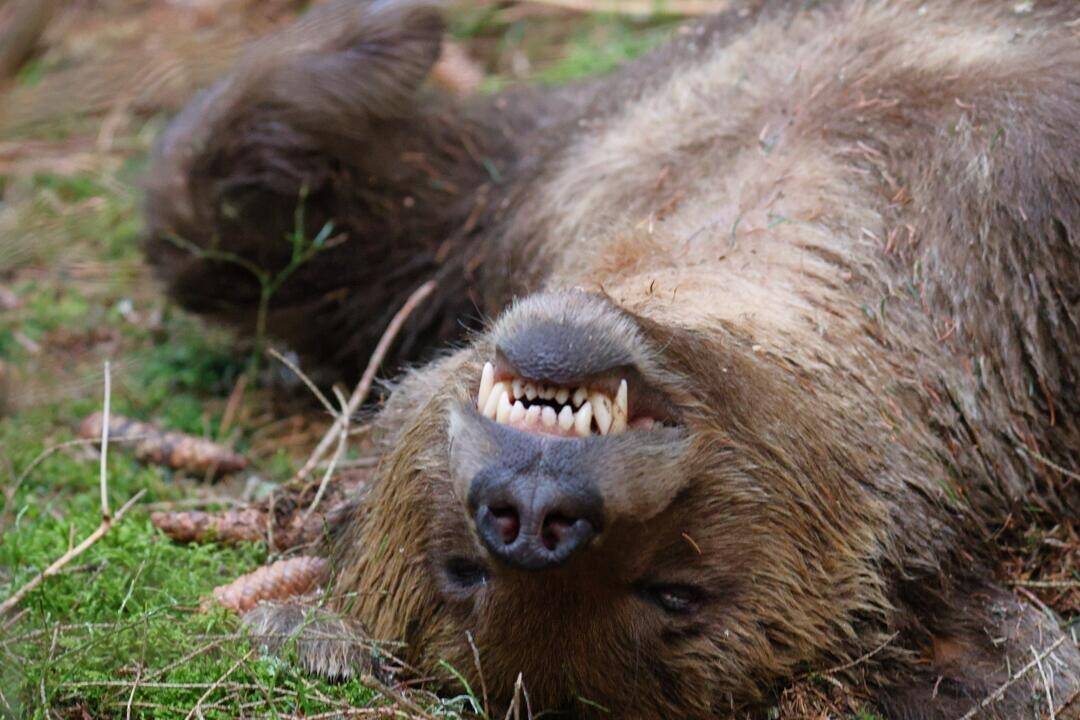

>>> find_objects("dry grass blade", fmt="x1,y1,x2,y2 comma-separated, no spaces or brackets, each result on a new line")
210,556,328,614
100,360,111,519
1032,645,1056,720
269,348,335,417
302,389,350,523
79,412,248,478
817,631,899,676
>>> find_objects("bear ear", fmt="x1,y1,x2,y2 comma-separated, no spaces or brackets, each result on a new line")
878,583,1080,720
232,0,447,124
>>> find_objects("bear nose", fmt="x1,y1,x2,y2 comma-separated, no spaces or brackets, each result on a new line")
472,476,603,571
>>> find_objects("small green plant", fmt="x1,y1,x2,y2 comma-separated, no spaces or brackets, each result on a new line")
166,186,335,375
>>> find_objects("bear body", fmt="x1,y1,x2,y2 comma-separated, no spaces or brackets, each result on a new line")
145,1,1080,717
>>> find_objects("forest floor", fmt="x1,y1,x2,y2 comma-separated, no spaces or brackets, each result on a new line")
0,1,1076,718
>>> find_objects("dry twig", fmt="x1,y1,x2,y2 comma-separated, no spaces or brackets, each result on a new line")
293,280,436,486
1031,645,1056,720
1010,579,1080,590
0,488,146,615
100,360,112,519
184,649,255,720
957,635,1069,720
0,362,148,616
1016,445,1080,483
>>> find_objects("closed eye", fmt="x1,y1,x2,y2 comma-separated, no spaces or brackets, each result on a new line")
640,583,705,615
443,557,489,591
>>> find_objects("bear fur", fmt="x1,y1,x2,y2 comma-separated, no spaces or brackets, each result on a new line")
144,1,1080,717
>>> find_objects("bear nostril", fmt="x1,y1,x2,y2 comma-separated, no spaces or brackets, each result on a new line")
540,512,577,552
490,506,521,544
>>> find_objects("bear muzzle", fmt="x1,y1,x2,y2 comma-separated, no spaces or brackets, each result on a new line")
465,422,606,570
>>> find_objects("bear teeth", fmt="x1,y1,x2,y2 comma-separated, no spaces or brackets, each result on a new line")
476,361,631,437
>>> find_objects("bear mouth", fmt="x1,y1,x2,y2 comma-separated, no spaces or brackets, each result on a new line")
474,360,674,438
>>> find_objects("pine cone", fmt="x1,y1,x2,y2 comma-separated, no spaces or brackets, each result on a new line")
79,412,248,478
151,507,265,545
211,556,328,614
153,467,370,551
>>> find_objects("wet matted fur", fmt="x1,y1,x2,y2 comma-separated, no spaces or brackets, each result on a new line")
144,1,1080,717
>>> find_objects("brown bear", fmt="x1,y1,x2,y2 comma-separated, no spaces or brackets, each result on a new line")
143,0,1080,717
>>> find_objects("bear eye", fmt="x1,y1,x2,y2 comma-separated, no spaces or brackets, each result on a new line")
646,584,703,615
443,557,489,590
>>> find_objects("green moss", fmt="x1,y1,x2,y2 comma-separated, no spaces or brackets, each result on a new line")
0,414,424,718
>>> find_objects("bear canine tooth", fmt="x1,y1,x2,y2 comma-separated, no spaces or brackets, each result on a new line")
612,379,628,433
555,387,570,405
478,362,495,411
542,406,557,427
558,405,574,430
525,405,541,426
574,401,593,437
591,392,613,434
496,391,513,424
525,382,537,400
572,387,588,408
511,378,524,400
510,400,526,424
484,381,506,419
